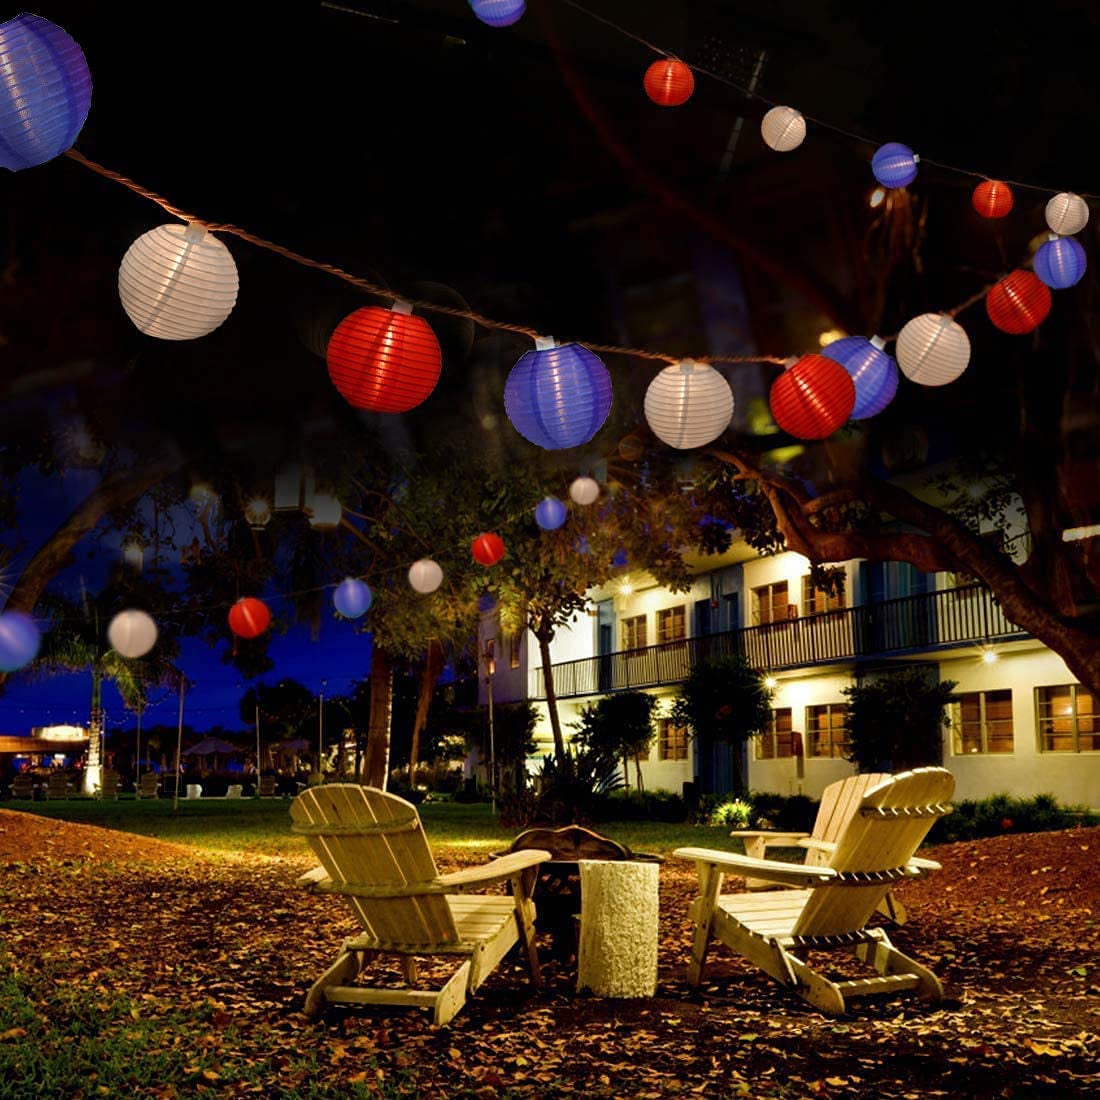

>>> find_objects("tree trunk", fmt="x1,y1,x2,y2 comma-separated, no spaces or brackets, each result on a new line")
407,639,444,786
83,668,104,796
535,624,567,765
634,753,645,793
364,647,393,789
622,753,630,792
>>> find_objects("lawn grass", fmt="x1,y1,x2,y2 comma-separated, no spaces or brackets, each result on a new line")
11,794,743,860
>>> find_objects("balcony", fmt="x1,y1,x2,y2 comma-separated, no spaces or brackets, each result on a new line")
531,584,1027,700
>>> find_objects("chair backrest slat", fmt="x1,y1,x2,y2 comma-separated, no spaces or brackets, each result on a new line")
792,768,954,937
291,784,459,947
804,773,890,867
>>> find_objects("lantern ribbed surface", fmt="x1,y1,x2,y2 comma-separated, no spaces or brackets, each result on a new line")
644,361,734,449
107,610,158,659
118,224,239,340
227,597,271,639
327,304,442,413
569,477,600,505
0,610,41,672
820,337,899,419
760,106,805,152
769,354,855,440
468,0,525,26
986,270,1051,334
895,313,971,386
535,497,567,530
0,13,91,171
334,578,372,618
1045,192,1089,236
643,59,694,106
871,142,917,188
472,532,506,566
505,342,612,450
1034,236,1087,289
972,180,1014,219
408,559,444,594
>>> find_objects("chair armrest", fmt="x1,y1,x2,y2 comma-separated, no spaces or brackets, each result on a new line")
435,849,552,892
797,838,836,854
673,846,836,888
908,856,942,873
297,865,330,890
728,830,810,844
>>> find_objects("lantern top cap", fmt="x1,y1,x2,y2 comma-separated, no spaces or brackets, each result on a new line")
534,335,557,350
184,223,207,244
869,335,886,350
675,358,702,373
390,299,413,315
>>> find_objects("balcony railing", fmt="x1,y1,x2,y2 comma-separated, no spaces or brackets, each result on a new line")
531,584,1026,700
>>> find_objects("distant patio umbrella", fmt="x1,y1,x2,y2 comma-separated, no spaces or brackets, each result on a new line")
183,737,240,755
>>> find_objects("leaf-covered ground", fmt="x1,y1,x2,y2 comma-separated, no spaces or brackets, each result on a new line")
0,809,1097,1099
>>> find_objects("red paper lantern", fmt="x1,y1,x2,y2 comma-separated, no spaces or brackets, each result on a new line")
228,597,271,639
326,301,442,413
971,180,1014,219
985,270,1051,334
769,354,856,440
471,532,506,566
643,58,694,107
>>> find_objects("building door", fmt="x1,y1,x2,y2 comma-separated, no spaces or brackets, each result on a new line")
596,599,614,692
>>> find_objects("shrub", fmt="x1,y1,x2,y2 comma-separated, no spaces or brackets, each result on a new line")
592,788,687,823
707,799,753,829
929,792,1098,843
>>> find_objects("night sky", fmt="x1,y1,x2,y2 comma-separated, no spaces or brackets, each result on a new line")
3,1,1099,735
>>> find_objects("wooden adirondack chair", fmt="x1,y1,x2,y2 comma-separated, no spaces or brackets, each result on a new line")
136,772,159,799
675,767,955,1015
97,771,121,800
45,773,71,800
10,774,35,800
731,773,907,922
257,775,277,798
291,784,550,1025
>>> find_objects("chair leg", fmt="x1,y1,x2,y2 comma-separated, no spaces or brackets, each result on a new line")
512,869,542,989
856,932,943,1001
432,961,471,1027
875,890,907,925
304,949,364,1015
784,951,847,1016
686,863,723,988
402,957,419,985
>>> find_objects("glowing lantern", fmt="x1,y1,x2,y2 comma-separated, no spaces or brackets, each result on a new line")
0,611,40,672
1034,236,1087,289
644,360,734,449
569,476,600,505
408,559,443,594
327,301,442,413
468,0,525,26
118,223,239,340
871,142,918,188
535,497,567,530
986,270,1051,334
760,106,805,152
504,338,612,450
895,313,971,385
769,355,855,440
971,180,1014,219
333,578,372,618
244,498,271,529
1045,192,1089,236
471,532,506,566
0,14,91,171
107,610,158,659
820,336,898,419
643,58,694,107
228,597,271,639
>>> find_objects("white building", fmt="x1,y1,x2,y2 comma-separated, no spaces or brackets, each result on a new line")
479,543,1100,810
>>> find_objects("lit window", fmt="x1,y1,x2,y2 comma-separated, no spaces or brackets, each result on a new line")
1037,684,1097,753
806,703,849,758
802,575,846,615
622,614,647,651
753,582,790,625
657,718,689,761
952,690,1014,754
757,707,793,759
657,605,686,644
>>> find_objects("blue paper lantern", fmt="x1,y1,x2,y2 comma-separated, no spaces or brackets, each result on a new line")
0,611,41,672
820,336,899,419
0,14,92,171
504,340,613,450
872,142,918,188
1033,236,1087,289
469,1,525,27
334,578,372,618
611,549,628,567
535,496,567,530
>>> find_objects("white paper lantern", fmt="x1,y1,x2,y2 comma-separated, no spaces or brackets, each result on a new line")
760,106,806,152
644,360,734,449
118,223,239,340
895,313,971,387
1045,192,1089,236
408,559,444,594
107,610,158,659
569,476,600,505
